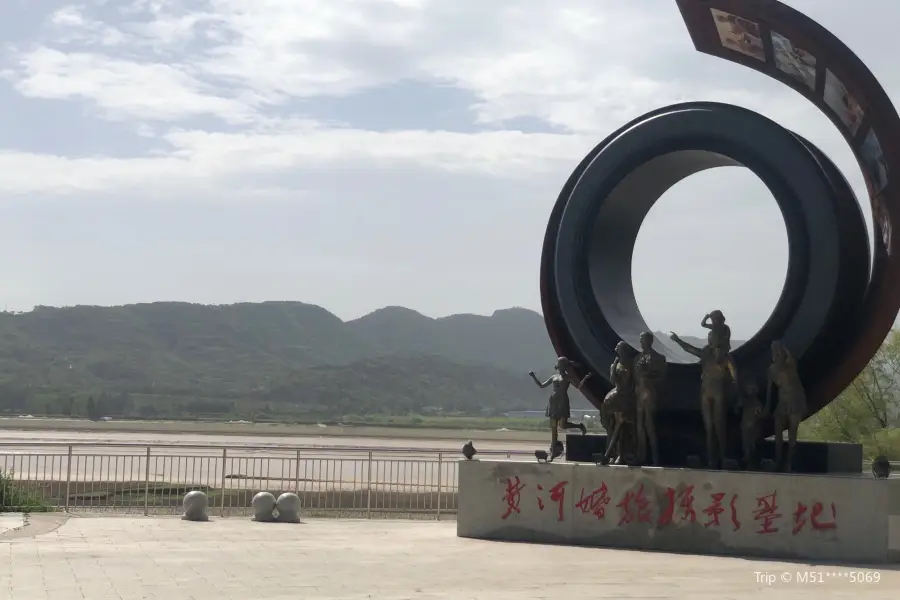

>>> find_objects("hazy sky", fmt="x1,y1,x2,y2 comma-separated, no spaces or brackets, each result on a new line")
0,0,892,339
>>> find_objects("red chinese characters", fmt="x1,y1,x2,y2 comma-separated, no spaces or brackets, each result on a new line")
501,476,839,536
811,502,837,530
575,483,612,519
501,476,525,519
549,481,568,521
701,492,741,530
753,492,781,534
535,481,569,521
617,484,652,524
793,501,838,534
658,485,696,526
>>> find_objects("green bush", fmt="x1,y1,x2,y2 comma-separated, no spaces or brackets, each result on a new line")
0,470,51,513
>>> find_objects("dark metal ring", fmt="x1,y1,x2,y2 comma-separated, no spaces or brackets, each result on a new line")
540,0,900,449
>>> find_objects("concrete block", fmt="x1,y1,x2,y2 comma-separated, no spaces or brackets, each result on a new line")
458,459,900,563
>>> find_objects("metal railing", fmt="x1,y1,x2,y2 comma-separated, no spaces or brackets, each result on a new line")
2,443,894,518
0,443,532,518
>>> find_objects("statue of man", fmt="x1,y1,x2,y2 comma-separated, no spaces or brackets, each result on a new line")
633,332,667,466
764,341,806,473
529,357,591,461
669,332,734,469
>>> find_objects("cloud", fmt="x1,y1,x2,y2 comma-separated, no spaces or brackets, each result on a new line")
0,0,893,338
0,0,798,196
3,0,866,189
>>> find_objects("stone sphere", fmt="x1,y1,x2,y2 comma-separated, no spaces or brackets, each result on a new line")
276,492,302,523
251,491,277,522
182,490,209,522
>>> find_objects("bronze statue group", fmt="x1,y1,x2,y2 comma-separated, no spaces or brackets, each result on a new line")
529,311,805,472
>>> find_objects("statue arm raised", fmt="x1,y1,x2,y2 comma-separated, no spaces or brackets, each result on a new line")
701,314,712,329
529,371,553,388
669,333,703,357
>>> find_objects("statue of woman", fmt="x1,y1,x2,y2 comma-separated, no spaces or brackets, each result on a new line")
764,341,806,473
600,342,636,464
633,332,667,466
529,357,591,461
670,333,733,469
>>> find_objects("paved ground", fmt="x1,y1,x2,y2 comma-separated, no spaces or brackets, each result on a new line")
1,515,896,599
0,513,23,535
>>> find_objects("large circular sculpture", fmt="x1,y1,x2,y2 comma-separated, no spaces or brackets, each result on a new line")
541,0,900,459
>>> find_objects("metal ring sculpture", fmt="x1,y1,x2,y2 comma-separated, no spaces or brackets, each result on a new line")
540,0,900,455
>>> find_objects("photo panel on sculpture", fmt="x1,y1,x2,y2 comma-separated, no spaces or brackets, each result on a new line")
873,194,893,256
771,31,816,91
861,129,888,194
823,69,864,135
710,8,765,62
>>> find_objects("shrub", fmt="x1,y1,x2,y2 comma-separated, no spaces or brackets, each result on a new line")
0,470,51,513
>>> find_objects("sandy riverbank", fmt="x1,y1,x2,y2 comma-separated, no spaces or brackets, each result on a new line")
0,417,549,443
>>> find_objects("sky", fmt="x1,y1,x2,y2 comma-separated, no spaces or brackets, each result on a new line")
0,0,893,339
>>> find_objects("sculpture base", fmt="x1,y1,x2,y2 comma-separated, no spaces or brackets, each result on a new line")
565,433,862,474
457,459,900,564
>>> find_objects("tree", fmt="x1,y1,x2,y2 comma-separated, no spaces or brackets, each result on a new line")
86,396,99,421
802,330,900,458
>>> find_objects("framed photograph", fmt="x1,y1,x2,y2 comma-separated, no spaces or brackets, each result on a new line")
873,194,893,256
771,31,817,90
710,8,765,61
823,69,864,134
860,129,888,194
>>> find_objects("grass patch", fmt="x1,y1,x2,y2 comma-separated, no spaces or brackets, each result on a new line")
0,470,52,513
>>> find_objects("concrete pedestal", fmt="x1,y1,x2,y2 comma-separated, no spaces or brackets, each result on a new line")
457,459,900,564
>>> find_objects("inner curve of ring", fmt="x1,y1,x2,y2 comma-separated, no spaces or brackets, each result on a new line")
586,150,789,364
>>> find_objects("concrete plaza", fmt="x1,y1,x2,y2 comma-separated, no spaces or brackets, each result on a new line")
1,514,896,599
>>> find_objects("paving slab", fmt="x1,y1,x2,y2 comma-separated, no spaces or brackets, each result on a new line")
0,513,24,535
0,515,897,599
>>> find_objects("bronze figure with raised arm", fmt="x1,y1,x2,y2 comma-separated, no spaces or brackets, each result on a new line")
529,357,591,461
669,331,735,469
702,310,732,354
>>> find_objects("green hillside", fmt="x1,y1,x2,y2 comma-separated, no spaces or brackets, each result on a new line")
0,302,564,421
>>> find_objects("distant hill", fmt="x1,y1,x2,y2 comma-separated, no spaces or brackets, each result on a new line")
346,306,554,372
0,302,561,419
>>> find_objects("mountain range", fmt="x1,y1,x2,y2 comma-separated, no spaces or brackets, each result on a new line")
0,302,716,421
0,302,555,419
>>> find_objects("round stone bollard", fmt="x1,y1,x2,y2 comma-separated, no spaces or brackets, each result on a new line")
182,490,209,522
275,492,302,523
251,491,277,522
